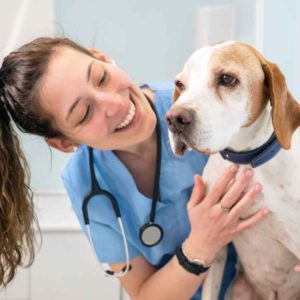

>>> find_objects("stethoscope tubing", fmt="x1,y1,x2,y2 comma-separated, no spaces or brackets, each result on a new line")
86,217,131,277
82,95,162,277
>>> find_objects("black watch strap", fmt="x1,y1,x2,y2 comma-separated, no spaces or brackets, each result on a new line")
175,246,210,276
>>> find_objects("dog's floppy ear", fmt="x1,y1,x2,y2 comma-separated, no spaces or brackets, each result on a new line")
244,43,300,149
261,60,300,149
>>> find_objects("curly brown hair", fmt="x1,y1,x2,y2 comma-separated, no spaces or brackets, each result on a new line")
0,37,91,287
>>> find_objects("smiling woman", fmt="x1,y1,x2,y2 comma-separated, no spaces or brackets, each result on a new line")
0,37,269,300
39,45,156,153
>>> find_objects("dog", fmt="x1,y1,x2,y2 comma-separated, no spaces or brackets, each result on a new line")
166,41,300,300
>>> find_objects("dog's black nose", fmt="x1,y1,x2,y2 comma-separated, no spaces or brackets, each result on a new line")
165,107,194,133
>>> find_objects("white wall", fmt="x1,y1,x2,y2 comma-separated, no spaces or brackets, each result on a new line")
0,0,55,56
0,0,71,191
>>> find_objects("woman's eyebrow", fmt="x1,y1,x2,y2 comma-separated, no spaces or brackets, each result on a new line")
66,60,95,121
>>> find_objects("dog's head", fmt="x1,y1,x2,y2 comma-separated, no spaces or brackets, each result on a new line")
166,41,300,156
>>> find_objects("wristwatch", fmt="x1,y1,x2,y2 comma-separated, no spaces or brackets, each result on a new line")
175,244,213,276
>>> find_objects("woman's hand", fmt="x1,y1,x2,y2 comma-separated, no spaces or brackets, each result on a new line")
184,164,269,263
294,265,300,273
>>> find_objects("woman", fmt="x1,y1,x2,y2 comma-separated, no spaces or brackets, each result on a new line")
0,37,270,299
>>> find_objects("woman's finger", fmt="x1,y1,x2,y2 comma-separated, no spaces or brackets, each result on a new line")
220,168,254,209
234,208,269,234
187,175,205,212
229,183,262,219
206,164,239,205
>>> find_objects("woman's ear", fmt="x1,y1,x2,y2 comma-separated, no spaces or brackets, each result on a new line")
87,48,112,63
46,137,79,153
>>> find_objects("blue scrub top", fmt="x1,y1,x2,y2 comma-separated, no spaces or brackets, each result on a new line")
61,80,236,300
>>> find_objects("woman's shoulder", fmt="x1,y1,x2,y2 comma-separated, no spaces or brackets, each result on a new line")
61,146,92,201
141,80,175,113
141,80,174,100
141,80,174,92
62,146,89,178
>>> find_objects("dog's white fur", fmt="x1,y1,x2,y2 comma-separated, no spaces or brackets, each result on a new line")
168,41,300,300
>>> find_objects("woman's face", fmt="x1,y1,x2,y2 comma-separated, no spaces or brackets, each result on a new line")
39,46,156,151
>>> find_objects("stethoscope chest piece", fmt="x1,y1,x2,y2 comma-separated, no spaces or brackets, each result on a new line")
140,222,163,247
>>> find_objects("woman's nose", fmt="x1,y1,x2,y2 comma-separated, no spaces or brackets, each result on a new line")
97,92,125,117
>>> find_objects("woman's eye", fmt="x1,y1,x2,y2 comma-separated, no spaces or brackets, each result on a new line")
98,70,107,86
78,105,90,124
218,74,239,87
175,80,185,91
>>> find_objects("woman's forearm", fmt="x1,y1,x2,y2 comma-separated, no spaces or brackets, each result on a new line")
135,254,206,300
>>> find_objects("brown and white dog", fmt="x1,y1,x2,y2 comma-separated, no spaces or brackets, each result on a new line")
166,41,300,300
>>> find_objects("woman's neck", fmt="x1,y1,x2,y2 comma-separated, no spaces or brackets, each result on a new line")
114,128,157,159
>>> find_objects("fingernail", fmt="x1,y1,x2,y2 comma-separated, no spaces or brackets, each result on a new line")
254,183,262,192
230,164,239,172
245,168,254,177
295,266,300,272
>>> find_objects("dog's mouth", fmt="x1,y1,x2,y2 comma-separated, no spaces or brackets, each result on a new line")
171,133,215,156
173,137,188,157
171,135,205,156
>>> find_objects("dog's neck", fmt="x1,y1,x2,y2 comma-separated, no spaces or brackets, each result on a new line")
227,103,274,152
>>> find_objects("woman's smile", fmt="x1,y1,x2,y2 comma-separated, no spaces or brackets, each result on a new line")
115,97,136,130
114,91,143,134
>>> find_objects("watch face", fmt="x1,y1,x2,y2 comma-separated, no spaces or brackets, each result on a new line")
191,258,210,268
181,246,212,268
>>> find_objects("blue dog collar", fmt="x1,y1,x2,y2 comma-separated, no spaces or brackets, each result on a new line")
219,133,281,168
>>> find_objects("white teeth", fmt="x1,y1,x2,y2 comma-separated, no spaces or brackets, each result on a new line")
116,100,136,130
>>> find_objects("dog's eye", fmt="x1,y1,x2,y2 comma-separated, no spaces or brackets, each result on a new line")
175,80,185,91
218,74,239,87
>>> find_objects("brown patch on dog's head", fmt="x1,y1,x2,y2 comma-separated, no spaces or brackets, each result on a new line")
210,43,268,125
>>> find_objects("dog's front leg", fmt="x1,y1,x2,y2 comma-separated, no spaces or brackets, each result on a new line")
201,246,228,300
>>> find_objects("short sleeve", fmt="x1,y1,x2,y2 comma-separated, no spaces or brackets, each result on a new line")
61,162,141,263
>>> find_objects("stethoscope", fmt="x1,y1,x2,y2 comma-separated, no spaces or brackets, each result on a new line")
82,96,163,277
